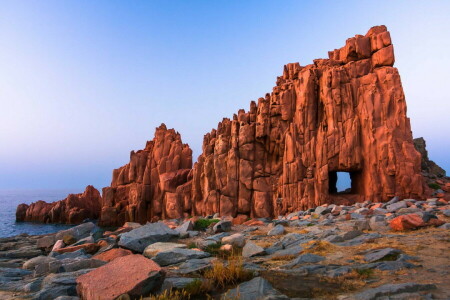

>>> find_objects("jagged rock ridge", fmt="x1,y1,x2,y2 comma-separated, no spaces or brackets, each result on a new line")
99,124,193,226
413,137,446,178
188,25,424,219
16,186,101,224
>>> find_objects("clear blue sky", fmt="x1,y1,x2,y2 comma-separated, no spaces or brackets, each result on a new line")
1,1,449,190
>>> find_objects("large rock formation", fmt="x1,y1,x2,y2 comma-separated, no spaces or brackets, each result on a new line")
413,137,446,178
98,124,193,226
189,25,424,219
17,25,427,226
16,186,101,224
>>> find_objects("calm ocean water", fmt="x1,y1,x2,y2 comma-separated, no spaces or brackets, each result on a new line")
0,189,79,238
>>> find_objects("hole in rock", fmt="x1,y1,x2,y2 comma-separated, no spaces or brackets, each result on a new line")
329,171,352,194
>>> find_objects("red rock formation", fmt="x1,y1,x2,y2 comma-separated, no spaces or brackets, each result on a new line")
19,26,426,226
189,25,425,219
99,124,193,226
15,185,101,224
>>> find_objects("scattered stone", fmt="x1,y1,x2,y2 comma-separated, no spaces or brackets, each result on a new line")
438,223,450,229
315,206,331,215
76,255,165,300
92,248,132,262
390,214,425,231
52,240,65,252
222,277,288,300
369,215,389,231
242,242,265,258
23,256,57,270
55,243,99,255
268,224,285,236
350,282,436,300
364,248,402,263
213,220,232,233
118,222,179,253
386,201,407,212
269,246,302,260
283,254,325,268
34,269,93,300
55,222,98,242
175,221,194,234
152,248,210,266
174,257,214,274
221,233,245,248
37,235,56,249
142,242,187,259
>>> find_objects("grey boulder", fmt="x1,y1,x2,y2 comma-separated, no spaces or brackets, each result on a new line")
118,222,179,253
152,248,210,266
222,277,288,300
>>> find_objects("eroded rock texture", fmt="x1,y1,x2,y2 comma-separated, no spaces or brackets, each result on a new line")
16,186,101,224
189,25,424,219
414,137,446,178
99,124,193,226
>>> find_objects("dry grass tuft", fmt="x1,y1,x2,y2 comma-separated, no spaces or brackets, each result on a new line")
203,254,253,289
269,254,298,261
301,240,337,256
144,289,191,300
253,240,273,248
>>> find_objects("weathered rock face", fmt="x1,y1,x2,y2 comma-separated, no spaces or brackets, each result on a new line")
189,25,424,219
99,124,193,226
413,137,446,178
16,186,101,224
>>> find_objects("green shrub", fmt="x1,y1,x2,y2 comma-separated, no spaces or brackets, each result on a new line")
203,242,222,256
194,218,220,231
187,242,197,249
355,268,374,278
428,183,441,190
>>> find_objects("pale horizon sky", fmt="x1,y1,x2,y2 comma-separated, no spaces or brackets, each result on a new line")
1,1,449,191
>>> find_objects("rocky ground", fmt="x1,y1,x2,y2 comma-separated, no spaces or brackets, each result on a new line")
1,194,449,300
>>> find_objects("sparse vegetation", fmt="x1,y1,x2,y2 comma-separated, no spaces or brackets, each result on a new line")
203,242,222,256
355,268,374,278
269,254,297,261
203,254,253,288
187,242,197,249
301,240,337,256
194,219,220,231
183,279,211,296
428,183,441,190
144,289,190,300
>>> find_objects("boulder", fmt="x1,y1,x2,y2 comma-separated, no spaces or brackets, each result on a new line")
282,254,325,268
76,255,165,300
364,248,402,263
242,242,265,258
152,248,210,266
174,257,215,275
221,233,246,248
143,242,187,258
55,222,99,241
390,214,425,231
118,222,179,253
55,243,100,255
23,256,57,270
92,248,132,262
222,277,288,300
34,269,93,300
267,224,285,236
213,220,232,233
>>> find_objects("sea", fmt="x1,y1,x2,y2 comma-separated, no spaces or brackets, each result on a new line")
0,189,79,238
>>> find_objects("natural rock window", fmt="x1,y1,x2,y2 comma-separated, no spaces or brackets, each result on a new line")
329,172,352,194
